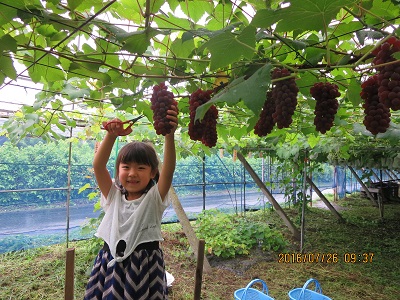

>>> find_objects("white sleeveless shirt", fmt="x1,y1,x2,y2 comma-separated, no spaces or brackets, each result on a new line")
95,182,170,267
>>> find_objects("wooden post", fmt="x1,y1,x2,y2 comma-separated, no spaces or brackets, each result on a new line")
237,152,301,240
169,186,212,273
194,239,205,300
64,247,75,300
384,169,395,180
370,169,381,181
306,176,345,223
348,166,378,206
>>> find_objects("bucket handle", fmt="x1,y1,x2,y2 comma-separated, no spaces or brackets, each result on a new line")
298,278,322,300
241,279,269,299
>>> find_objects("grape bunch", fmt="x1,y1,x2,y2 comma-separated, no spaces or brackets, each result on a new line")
372,36,400,110
188,89,212,141
254,91,276,137
150,82,178,135
361,75,391,135
188,89,218,147
271,68,299,129
310,82,340,134
201,105,218,147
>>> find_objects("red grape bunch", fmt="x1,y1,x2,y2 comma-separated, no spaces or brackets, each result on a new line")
372,36,400,110
150,82,178,136
361,75,391,135
200,105,218,147
310,82,340,134
271,68,299,129
188,89,218,147
254,91,276,137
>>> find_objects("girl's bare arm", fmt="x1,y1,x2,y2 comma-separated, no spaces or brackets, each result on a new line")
93,121,124,199
157,107,178,200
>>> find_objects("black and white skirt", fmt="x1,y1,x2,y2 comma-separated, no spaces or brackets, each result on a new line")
84,243,168,300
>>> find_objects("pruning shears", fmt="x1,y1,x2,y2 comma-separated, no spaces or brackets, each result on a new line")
102,115,144,132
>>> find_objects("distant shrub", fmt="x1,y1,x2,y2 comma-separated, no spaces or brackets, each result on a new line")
194,209,288,258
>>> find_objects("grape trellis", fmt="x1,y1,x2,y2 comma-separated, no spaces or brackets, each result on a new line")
1,0,400,165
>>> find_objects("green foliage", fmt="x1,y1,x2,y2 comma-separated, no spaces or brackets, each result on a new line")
1,0,400,165
0,139,97,206
194,209,287,258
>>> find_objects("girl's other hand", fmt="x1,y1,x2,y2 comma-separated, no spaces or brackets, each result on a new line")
166,105,179,134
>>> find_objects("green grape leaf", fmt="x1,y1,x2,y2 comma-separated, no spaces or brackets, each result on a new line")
195,64,273,120
202,25,256,70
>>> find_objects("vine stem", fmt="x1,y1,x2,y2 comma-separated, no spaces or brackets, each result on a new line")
351,3,397,67
11,45,217,81
356,59,400,72
144,0,151,29
357,3,397,32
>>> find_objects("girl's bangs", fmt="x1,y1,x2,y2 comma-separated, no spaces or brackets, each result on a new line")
120,143,153,166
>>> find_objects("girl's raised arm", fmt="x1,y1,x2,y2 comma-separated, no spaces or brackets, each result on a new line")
93,133,117,199
93,119,130,199
157,106,178,200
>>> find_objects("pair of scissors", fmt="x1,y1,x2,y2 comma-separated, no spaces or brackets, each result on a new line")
102,115,144,131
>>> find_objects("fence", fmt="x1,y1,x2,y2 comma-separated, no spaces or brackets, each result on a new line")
0,140,386,253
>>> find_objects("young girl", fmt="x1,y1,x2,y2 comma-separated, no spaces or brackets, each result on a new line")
84,106,178,299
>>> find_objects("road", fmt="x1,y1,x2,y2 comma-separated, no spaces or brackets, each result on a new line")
0,191,286,238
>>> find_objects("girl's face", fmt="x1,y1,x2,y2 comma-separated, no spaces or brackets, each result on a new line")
118,162,156,200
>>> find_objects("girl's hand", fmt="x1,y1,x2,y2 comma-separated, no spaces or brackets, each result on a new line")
166,105,179,135
102,119,133,136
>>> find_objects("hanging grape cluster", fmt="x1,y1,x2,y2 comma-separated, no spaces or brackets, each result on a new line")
372,36,400,110
310,82,340,134
150,82,178,136
254,91,276,137
188,89,218,147
200,105,218,147
150,37,400,140
361,75,391,135
271,68,299,129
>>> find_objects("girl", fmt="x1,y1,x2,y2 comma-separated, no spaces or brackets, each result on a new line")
84,106,178,300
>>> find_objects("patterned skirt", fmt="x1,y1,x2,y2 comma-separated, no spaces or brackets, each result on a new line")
84,244,168,300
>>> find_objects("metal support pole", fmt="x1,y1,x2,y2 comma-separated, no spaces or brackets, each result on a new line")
202,154,206,210
66,127,73,247
300,156,307,253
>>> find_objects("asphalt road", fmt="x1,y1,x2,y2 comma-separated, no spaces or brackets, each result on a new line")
0,191,286,238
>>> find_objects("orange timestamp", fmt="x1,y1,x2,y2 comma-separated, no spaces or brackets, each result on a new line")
278,252,375,264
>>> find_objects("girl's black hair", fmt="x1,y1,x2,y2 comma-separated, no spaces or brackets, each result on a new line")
114,141,160,196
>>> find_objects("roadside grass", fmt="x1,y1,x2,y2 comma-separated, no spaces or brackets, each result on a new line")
0,193,399,299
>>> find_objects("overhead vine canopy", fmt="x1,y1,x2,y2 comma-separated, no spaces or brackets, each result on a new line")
1,0,400,166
